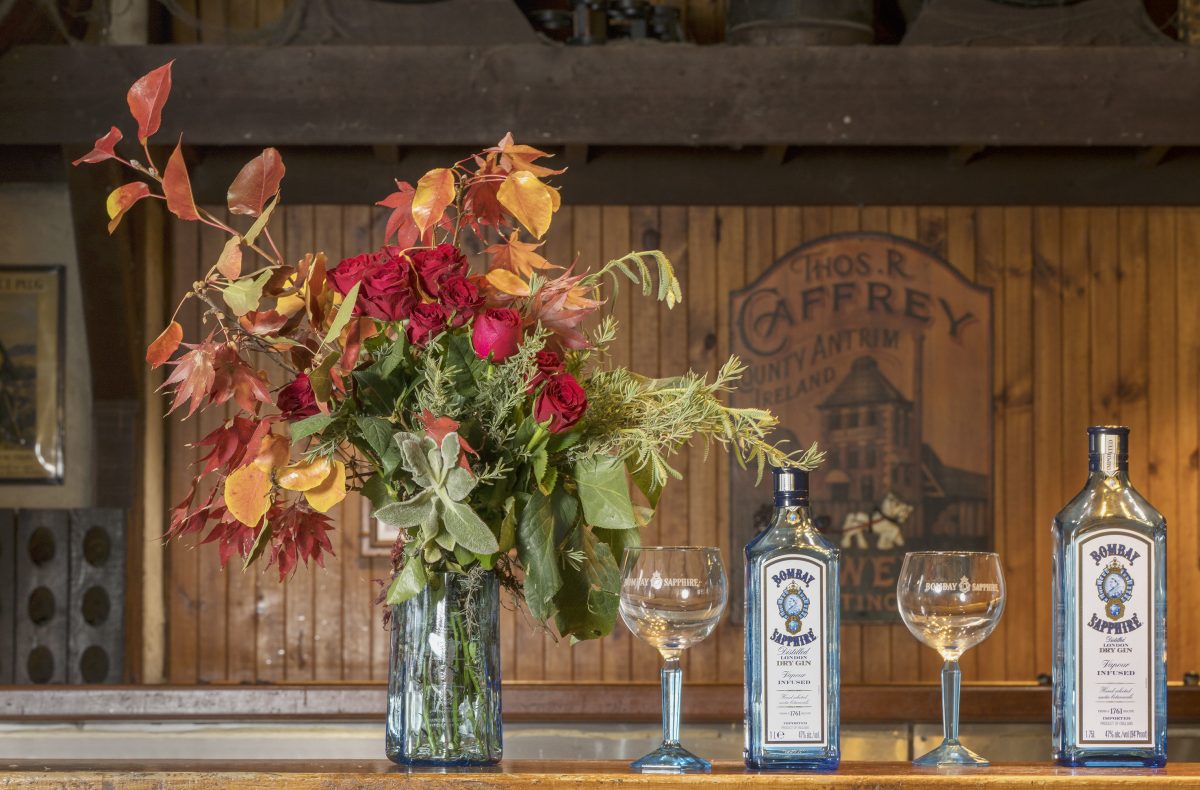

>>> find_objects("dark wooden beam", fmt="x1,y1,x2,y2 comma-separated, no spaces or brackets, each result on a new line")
3,45,1200,148
2,683,1199,723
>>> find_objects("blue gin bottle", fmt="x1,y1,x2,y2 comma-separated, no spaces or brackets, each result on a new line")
745,466,840,770
1053,426,1167,767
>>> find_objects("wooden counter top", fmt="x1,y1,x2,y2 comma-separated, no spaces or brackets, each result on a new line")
0,760,1194,788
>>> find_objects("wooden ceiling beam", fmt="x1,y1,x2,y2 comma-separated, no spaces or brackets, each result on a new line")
2,45,1200,148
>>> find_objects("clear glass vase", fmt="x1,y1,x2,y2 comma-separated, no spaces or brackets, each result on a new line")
385,570,503,766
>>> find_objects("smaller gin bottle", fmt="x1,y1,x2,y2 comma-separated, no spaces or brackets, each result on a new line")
744,466,840,770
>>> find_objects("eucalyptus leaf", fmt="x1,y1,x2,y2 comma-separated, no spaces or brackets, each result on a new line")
386,558,427,605
242,194,278,246
289,412,333,443
517,489,563,622
322,281,360,346
438,496,500,554
575,455,638,530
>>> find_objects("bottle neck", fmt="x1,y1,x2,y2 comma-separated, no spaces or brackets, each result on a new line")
770,500,817,535
1088,429,1128,477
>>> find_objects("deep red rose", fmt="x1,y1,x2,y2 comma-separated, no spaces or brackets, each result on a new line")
526,349,564,393
406,302,449,347
411,243,468,297
472,308,523,362
326,252,371,296
277,373,319,420
534,372,587,433
359,255,417,322
440,274,483,327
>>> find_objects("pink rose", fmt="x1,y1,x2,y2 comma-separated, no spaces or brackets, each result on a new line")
406,302,449,347
534,372,587,433
471,308,522,362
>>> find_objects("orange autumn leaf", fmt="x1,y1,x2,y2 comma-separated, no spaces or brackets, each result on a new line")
304,459,346,513
72,126,123,166
486,235,556,278
253,433,290,471
305,252,328,330
497,171,554,238
411,168,456,238
216,236,243,280
163,141,200,221
106,182,152,234
146,321,183,368
126,60,173,143
277,455,333,492
501,145,565,179
224,462,272,527
486,268,532,297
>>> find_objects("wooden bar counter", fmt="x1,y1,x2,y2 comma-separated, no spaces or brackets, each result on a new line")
1,761,1196,788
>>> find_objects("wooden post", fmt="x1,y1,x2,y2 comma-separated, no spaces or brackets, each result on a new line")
141,202,166,684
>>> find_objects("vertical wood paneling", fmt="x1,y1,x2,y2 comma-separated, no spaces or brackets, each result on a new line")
164,203,1200,687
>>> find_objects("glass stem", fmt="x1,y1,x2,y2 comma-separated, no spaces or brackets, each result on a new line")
660,652,682,747
941,657,961,746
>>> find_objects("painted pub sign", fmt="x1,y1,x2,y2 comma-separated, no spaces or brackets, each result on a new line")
729,233,993,623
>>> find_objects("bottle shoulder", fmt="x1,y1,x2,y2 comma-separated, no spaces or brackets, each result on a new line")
1054,476,1166,539
747,526,840,563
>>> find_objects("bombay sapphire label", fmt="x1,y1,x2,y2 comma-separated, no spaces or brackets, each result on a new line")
1075,529,1155,748
760,554,827,747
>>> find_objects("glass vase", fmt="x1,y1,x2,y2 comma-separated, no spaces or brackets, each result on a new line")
386,570,503,766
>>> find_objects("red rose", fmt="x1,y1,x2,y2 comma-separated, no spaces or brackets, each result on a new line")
411,243,468,297
526,349,564,393
534,372,587,433
326,253,371,296
277,373,319,420
440,274,483,327
406,302,449,347
472,308,523,362
359,254,417,322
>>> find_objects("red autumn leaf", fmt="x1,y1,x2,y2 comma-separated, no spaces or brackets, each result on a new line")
486,235,557,278
160,336,219,417
216,237,243,280
377,182,419,249
126,61,173,144
165,484,218,541
193,416,261,476
238,309,288,336
72,127,123,166
163,141,200,221
105,182,152,234
200,504,259,568
146,320,183,368
525,270,603,350
266,503,335,581
227,147,286,217
210,344,272,415
490,133,566,178
464,177,506,231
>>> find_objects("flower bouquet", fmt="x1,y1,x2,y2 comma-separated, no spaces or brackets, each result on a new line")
76,61,822,764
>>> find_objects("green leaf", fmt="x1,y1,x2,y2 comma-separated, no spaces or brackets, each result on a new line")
444,466,476,501
538,464,558,496
308,351,341,402
289,412,333,443
453,545,475,567
575,455,638,530
374,490,435,530
360,473,389,510
242,522,273,570
435,528,457,552
323,281,360,346
378,335,408,377
386,559,428,605
438,496,500,554
594,526,641,572
399,437,436,487
553,525,620,642
532,447,548,486
242,193,278,246
440,432,461,476
381,443,404,478
626,457,663,510
517,489,563,622
221,269,271,317
355,416,392,457
498,496,517,554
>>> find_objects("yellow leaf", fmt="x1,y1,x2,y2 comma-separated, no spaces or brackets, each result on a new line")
486,235,556,278
497,171,554,239
548,184,561,212
224,463,272,527
216,236,243,280
486,268,532,297
411,168,456,238
275,277,305,318
277,455,333,492
253,433,290,471
304,460,346,513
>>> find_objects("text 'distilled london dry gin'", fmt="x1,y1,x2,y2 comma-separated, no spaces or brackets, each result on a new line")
744,466,840,770
1053,426,1167,767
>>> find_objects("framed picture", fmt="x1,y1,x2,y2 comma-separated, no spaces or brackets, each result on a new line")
361,507,398,558
0,266,65,484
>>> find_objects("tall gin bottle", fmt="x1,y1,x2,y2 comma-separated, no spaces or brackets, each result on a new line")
1053,426,1167,767
744,466,840,769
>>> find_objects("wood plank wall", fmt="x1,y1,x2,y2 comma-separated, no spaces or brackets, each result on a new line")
166,205,1200,686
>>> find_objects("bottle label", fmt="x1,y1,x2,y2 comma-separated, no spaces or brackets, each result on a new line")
1074,528,1155,748
759,553,828,747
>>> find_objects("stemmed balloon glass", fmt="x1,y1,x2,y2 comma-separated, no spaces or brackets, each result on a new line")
619,546,727,773
897,551,1006,767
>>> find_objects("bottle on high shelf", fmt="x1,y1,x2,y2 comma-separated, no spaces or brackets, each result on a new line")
744,466,840,770
1053,426,1167,767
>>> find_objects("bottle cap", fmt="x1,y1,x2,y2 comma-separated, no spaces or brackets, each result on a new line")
772,465,809,505
1088,425,1128,474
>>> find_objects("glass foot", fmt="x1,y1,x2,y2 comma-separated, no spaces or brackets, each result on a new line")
913,740,990,767
631,743,712,773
